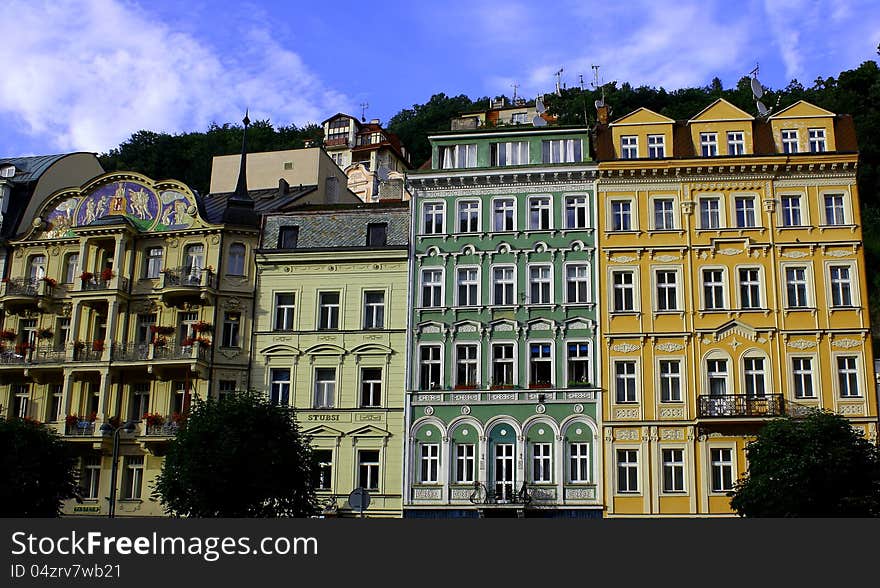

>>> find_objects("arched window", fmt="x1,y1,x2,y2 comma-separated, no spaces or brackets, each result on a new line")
227,243,245,276
143,247,163,279
183,244,204,284
64,253,79,284
27,255,46,281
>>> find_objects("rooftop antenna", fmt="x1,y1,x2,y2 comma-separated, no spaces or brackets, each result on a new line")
360,102,369,122
555,68,564,96
511,81,520,103
591,65,606,107
750,64,774,118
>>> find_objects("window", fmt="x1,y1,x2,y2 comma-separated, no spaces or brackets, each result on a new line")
227,243,245,276
616,449,639,493
529,343,552,386
809,128,826,153
659,360,682,402
610,200,632,231
785,267,809,308
566,264,590,303
423,202,445,234
441,144,477,169
781,196,802,227
532,443,552,483
727,131,745,155
662,449,685,493
278,226,299,249
80,456,101,499
735,196,756,228
491,344,515,386
64,253,79,284
837,356,860,397
567,342,591,386
824,194,846,225
363,291,385,329
656,270,678,311
612,271,635,312
493,266,515,305
178,311,198,342
313,450,333,490
121,456,144,499
48,384,62,422
135,314,156,344
792,357,815,398
700,198,721,229
456,268,479,306
183,244,204,279
647,134,665,158
653,199,675,230
143,247,162,279
274,293,296,331
781,129,799,153
172,381,190,415
744,357,766,398
318,292,341,329
361,367,382,407
529,196,552,230
615,361,637,403
218,380,236,402
491,141,529,166
358,450,380,490
569,443,590,483
314,368,336,408
620,135,638,159
458,200,480,233
830,266,853,307
455,345,478,386
455,444,476,483
710,448,734,492
221,312,240,347
529,265,551,304
366,223,387,247
510,112,528,124
130,383,150,421
565,195,588,229
707,359,728,396
57,317,71,347
542,139,582,163
12,383,29,418
420,444,439,483
739,268,761,309
421,269,444,308
419,346,441,390
270,368,290,406
702,269,725,310
493,198,515,231
700,132,718,156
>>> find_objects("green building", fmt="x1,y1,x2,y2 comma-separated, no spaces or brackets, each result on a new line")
404,114,602,517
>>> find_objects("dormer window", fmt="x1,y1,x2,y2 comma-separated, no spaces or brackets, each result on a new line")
727,131,745,155
781,129,799,153
0,165,15,178
700,133,718,156
647,135,665,158
620,136,638,159
809,128,826,153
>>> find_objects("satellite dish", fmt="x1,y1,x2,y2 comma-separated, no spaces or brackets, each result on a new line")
595,99,605,109
756,100,769,116
532,116,548,127
751,77,764,99
535,96,546,114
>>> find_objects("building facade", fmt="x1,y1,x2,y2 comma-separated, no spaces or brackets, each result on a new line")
252,203,410,517
405,121,602,517
595,98,878,516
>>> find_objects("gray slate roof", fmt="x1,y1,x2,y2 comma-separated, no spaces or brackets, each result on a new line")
200,185,317,224
0,154,69,184
263,204,409,250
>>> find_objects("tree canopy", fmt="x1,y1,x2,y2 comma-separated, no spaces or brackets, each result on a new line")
154,392,317,517
730,411,880,517
0,418,79,517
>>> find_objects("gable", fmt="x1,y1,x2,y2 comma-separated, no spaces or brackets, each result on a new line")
611,107,675,126
301,424,345,437
689,98,753,122
770,100,835,119
349,424,391,437
258,344,302,356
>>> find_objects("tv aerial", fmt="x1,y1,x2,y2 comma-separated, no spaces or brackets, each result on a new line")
591,65,612,118
360,102,369,122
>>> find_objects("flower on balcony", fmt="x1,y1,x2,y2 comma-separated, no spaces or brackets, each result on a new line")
100,268,115,281
195,337,212,347
181,336,195,347
65,414,80,426
192,321,212,333
529,381,552,389
0,329,17,341
453,383,479,390
79,271,94,282
92,339,104,352
489,383,516,390
14,342,32,354
1,277,8,283
152,336,168,347
73,340,85,350
151,325,175,336
87,412,98,422
567,378,591,388
37,328,54,339
144,412,164,427
41,276,58,287
171,411,188,424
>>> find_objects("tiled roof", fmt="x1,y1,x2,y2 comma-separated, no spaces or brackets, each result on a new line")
0,154,69,184
200,185,317,224
262,203,409,250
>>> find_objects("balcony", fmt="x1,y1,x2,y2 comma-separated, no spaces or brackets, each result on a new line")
324,136,350,148
697,394,785,418
159,267,216,305
111,342,150,362
0,278,56,312
72,343,104,362
79,275,129,292
0,345,66,366
152,342,210,362
65,419,96,437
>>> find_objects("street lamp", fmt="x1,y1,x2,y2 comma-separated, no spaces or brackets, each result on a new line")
100,419,136,518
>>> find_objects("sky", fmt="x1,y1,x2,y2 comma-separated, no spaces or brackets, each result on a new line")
1,0,878,157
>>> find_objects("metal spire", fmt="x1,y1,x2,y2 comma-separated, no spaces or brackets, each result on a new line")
233,109,250,199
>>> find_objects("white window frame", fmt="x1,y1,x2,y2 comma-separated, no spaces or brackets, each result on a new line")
742,354,767,398
456,266,480,307
783,265,811,309
420,443,440,483
455,443,476,484
706,356,729,397
565,262,591,304
363,290,385,329
661,448,685,494
699,197,722,229
610,199,634,231
828,264,854,308
709,447,735,493
457,199,481,233
542,139,582,163
823,193,847,226
737,267,762,310
420,268,445,308
781,129,799,153
614,360,638,403
791,356,816,399
652,197,676,230
360,367,382,407
317,291,341,330
569,442,591,483
274,292,296,331
727,131,745,155
531,442,553,483
620,135,638,159
490,342,517,387
358,450,381,491
565,194,589,229
566,340,592,387
492,197,516,232
836,355,861,398
780,194,804,227
122,455,144,500
492,264,516,306
702,267,727,311
654,268,679,312
81,456,101,499
616,448,639,493
418,344,443,390
528,196,553,230
647,134,665,158
528,341,554,387
658,358,682,402
528,264,553,305
809,128,826,153
492,141,529,166
734,195,757,228
313,367,336,408
700,132,718,156
611,269,637,312
441,144,477,169
454,343,480,387
270,368,291,406
422,201,446,235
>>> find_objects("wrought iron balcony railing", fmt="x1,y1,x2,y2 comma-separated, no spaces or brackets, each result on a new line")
697,393,785,418
161,267,216,289
111,342,150,361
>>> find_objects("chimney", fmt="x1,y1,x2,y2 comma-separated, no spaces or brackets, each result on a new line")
596,105,609,126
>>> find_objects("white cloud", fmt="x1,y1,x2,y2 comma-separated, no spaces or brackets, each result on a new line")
0,0,351,153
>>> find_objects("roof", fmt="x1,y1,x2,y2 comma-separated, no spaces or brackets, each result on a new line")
0,154,70,184
261,203,410,250
201,184,317,223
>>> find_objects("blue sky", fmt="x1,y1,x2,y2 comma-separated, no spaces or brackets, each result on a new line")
1,0,878,156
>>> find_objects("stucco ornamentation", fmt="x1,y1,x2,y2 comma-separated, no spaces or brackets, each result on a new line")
654,254,680,262
717,248,742,256
611,343,640,353
787,339,817,350
615,408,639,419
781,250,809,259
614,428,639,440
424,406,434,416
610,255,638,263
659,407,684,418
573,404,584,414
660,428,684,440
832,338,861,349
564,487,595,500
824,249,852,258
655,342,684,352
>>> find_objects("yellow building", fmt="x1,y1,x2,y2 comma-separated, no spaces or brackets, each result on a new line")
252,203,409,517
596,98,878,516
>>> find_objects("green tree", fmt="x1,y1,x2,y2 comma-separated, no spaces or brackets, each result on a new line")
0,418,79,516
730,411,880,517
154,392,317,517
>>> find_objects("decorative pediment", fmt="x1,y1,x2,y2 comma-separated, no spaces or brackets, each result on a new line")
350,343,393,356
303,343,346,356
527,319,554,332
713,320,758,342
689,98,753,122
454,320,481,334
348,425,391,437
418,321,444,335
611,107,675,126
564,317,594,331
770,100,835,119
258,344,302,356
301,424,345,438
489,319,517,333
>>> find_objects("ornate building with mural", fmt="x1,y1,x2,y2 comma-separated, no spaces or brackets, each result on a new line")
404,112,603,517
594,98,878,516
